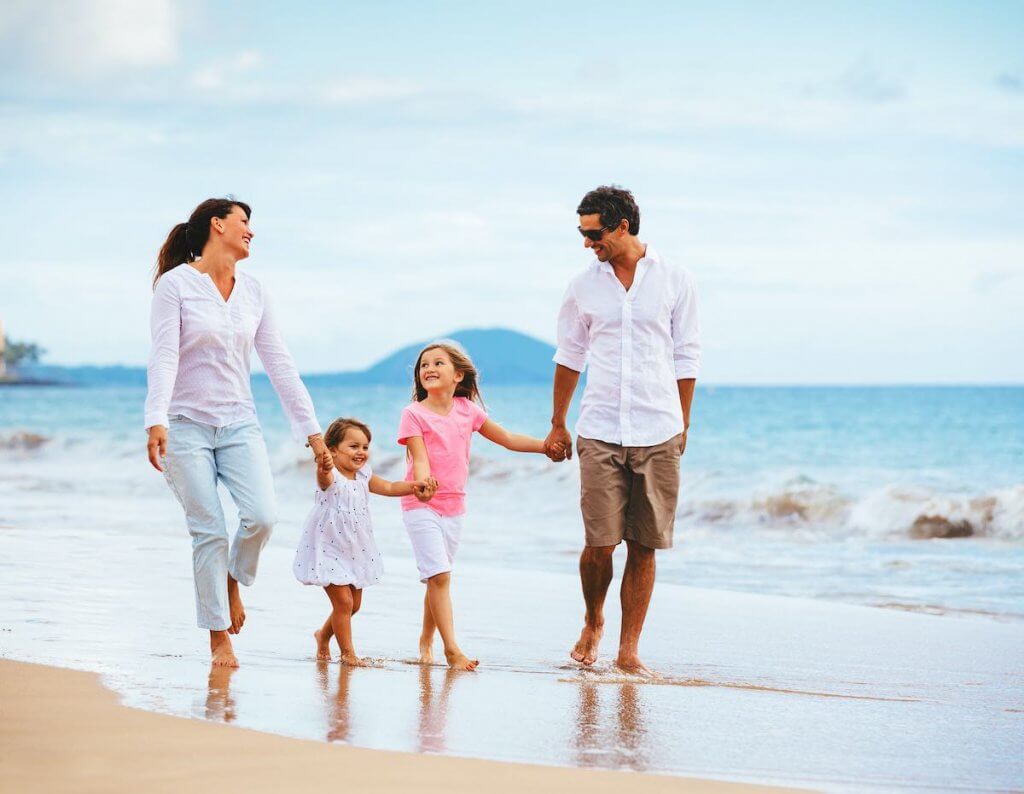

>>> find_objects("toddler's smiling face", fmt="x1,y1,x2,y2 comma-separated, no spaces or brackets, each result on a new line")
330,427,370,478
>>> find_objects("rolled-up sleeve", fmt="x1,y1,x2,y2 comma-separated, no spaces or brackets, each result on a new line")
144,277,181,430
552,283,588,372
671,271,702,379
253,288,321,440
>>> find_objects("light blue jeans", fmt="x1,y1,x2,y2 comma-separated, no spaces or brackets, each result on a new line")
163,415,277,631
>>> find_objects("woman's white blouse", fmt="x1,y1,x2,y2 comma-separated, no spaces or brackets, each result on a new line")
144,265,320,439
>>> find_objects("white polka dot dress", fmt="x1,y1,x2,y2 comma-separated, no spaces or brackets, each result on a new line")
293,465,383,588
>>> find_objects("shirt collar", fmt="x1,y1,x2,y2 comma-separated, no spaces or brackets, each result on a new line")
595,241,656,273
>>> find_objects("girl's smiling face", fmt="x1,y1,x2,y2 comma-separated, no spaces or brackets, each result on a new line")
417,347,463,394
330,427,370,477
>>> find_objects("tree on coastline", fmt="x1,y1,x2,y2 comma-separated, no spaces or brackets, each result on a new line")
2,335,46,375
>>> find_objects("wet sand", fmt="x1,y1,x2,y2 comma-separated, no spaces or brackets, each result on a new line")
0,659,802,794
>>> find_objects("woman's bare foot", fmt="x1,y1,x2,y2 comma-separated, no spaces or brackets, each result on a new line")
340,652,372,667
571,622,603,666
210,631,239,668
314,629,332,661
444,649,479,671
227,576,245,635
418,634,435,664
614,652,659,678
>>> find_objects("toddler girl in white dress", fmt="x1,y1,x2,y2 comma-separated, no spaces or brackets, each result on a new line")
294,417,435,665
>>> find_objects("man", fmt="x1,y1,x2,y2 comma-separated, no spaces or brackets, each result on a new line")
545,185,701,676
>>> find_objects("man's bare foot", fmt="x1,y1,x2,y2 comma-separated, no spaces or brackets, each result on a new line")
615,652,659,678
571,622,603,666
340,652,372,667
210,632,239,668
418,635,435,664
227,576,245,635
444,649,479,671
314,629,331,661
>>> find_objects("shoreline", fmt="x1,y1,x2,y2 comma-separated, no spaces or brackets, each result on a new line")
0,658,805,793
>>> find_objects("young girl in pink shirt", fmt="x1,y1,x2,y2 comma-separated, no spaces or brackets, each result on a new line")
398,341,559,671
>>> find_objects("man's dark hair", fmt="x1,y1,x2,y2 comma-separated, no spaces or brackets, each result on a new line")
576,185,640,236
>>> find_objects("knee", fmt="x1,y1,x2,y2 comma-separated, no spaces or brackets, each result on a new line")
328,588,354,613
246,507,276,537
426,572,451,589
582,545,615,564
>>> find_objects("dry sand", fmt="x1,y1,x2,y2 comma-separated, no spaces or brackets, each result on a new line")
0,659,807,794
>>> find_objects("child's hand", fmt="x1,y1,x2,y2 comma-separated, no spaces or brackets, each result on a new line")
412,478,436,502
318,449,334,474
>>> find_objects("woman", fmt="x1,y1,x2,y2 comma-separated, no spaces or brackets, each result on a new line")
145,197,328,668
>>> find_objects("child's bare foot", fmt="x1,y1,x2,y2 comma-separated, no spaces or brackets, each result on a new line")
570,622,603,666
210,632,239,668
314,629,332,661
418,635,435,664
614,653,660,678
444,649,479,671
227,576,245,635
340,652,372,667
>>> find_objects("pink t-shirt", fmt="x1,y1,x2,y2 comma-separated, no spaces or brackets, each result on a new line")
397,397,488,516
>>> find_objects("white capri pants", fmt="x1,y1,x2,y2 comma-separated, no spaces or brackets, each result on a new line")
162,414,277,630
402,508,463,582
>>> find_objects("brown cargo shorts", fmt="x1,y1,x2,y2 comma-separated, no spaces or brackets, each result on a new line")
576,434,682,550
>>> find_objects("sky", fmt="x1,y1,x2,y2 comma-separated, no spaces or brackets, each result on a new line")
1,0,1022,383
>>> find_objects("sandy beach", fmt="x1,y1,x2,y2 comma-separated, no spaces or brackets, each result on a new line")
0,659,803,794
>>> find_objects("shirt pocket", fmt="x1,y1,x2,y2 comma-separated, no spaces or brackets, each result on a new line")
179,295,227,346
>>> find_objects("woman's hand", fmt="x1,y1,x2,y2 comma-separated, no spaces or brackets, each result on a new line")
147,426,168,472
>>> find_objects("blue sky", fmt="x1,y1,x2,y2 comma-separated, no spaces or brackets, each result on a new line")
1,0,1022,383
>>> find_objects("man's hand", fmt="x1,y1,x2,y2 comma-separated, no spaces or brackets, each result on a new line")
147,426,167,472
679,428,688,457
544,425,572,462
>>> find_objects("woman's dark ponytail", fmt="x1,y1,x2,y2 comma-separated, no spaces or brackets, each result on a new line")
153,197,251,288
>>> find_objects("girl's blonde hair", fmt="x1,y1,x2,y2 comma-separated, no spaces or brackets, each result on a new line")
324,417,372,449
412,341,484,406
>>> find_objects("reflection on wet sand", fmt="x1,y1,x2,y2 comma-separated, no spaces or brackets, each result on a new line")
318,661,355,743
573,681,649,772
417,665,459,753
203,665,237,723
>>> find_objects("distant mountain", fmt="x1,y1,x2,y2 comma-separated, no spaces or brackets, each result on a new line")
14,328,558,387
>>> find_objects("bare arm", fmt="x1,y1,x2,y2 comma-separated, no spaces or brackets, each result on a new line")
478,419,546,454
369,475,423,497
316,452,335,491
677,377,696,456
405,436,432,481
544,364,581,460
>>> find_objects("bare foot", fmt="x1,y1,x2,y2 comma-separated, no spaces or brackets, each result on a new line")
444,649,479,671
314,629,332,661
418,635,435,665
340,652,373,667
571,622,603,666
615,652,659,678
227,576,245,635
210,632,239,668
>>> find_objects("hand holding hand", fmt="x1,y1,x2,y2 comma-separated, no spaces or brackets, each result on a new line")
543,425,572,463
147,426,168,472
412,477,437,503
317,448,335,475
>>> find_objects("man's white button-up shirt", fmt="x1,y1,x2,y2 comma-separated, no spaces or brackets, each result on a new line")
553,245,701,447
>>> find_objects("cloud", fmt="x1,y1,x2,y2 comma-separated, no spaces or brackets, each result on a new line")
191,51,265,91
995,70,1024,94
317,77,421,104
973,270,1021,293
0,0,181,76
803,60,906,104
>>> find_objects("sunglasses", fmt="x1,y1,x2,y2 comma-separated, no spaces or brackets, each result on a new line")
577,224,616,242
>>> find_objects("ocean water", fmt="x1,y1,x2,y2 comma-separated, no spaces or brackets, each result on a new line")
2,384,1022,618
1,383,1023,791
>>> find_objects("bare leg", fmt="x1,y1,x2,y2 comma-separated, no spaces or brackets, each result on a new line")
425,573,478,671
419,591,436,664
227,574,245,634
314,614,333,660
571,545,615,665
616,540,657,676
325,584,370,667
210,629,239,668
